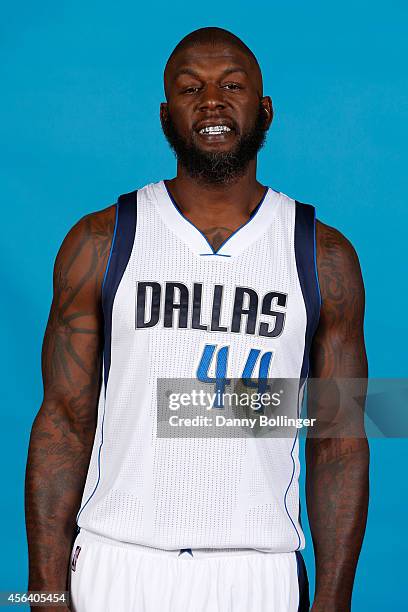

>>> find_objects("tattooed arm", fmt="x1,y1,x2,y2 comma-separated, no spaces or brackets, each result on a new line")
307,221,369,612
25,205,116,608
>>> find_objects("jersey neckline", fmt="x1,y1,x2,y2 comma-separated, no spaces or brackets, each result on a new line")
151,180,282,259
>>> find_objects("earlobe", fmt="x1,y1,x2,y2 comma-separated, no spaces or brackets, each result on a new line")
263,106,273,130
261,97,273,129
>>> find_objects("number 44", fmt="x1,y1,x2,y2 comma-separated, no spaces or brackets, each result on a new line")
196,344,274,408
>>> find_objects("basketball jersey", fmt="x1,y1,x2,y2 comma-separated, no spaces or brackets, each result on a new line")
76,180,321,552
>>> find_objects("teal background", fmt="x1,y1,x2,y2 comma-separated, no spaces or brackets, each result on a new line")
1,1,407,609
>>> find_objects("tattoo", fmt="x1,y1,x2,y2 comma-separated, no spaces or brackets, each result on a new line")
202,226,234,251
306,438,369,611
307,221,369,611
311,221,367,377
25,206,115,594
309,437,365,466
43,215,111,387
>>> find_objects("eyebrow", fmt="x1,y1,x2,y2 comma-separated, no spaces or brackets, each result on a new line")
173,66,249,80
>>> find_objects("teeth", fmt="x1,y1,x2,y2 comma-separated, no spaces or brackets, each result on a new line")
199,125,231,135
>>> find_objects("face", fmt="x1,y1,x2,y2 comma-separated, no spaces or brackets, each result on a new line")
161,42,273,183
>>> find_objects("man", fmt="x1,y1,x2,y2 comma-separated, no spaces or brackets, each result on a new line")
25,27,369,612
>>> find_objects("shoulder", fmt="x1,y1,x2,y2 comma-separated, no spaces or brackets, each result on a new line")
56,204,116,260
315,219,363,286
59,204,116,252
315,220,365,325
316,219,357,257
52,203,117,294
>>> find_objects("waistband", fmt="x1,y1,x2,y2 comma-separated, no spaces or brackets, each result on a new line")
76,528,296,560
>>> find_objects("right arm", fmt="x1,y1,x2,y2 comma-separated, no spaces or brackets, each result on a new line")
25,205,116,608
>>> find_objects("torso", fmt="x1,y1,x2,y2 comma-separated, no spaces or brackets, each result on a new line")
76,180,321,552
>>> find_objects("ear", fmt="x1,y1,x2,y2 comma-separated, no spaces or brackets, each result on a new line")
160,102,169,125
260,96,273,130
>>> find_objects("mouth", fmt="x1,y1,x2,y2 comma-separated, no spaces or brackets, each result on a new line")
194,120,236,143
198,125,232,135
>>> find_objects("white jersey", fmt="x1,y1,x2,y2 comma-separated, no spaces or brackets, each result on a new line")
76,180,321,552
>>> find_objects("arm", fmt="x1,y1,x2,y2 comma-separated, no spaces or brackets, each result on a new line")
25,205,115,608
307,221,369,612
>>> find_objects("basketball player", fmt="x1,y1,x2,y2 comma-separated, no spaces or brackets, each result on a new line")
25,27,369,612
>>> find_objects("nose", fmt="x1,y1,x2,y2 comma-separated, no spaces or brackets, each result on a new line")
197,83,226,112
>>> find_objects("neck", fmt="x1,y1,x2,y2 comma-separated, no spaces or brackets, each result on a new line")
164,159,268,253
165,158,266,220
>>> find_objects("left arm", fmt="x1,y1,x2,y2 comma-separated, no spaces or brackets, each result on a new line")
306,220,369,612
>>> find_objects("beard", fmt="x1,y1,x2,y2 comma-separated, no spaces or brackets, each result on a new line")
161,103,268,185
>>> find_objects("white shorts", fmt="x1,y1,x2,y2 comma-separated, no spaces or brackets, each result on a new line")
69,528,309,612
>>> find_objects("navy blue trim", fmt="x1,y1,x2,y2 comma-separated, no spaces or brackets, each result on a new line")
76,190,138,524
102,190,138,390
178,548,194,557
101,204,119,294
283,382,304,551
283,430,301,550
199,252,231,258
294,201,322,381
285,202,321,553
312,208,322,307
76,390,106,521
163,181,269,255
296,551,310,611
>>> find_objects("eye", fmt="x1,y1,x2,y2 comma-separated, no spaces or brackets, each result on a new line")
183,86,200,94
222,83,242,91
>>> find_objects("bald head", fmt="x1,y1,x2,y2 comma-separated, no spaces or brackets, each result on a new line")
164,27,263,99
160,27,273,184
